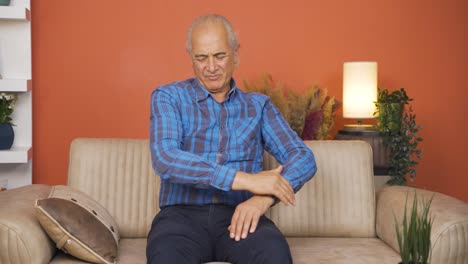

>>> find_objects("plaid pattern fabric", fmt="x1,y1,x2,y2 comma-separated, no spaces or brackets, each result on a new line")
150,78,317,208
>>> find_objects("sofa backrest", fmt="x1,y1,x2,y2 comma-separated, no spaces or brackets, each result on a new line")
67,138,376,239
266,140,376,238
67,138,160,238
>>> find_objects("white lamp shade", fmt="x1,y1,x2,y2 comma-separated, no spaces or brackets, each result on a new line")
343,62,378,118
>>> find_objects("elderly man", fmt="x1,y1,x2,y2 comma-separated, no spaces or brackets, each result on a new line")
147,14,317,264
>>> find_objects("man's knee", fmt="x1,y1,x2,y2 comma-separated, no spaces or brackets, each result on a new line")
223,225,292,264
250,231,292,263
146,206,212,263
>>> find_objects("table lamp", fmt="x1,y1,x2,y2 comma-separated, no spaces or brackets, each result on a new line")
342,61,377,130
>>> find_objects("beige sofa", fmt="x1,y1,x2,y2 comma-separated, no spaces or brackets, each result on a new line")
0,138,467,264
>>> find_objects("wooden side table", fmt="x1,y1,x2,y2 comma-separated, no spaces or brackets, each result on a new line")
335,130,389,175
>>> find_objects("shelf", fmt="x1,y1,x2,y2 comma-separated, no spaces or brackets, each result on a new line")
0,1,31,189
0,6,30,20
0,79,31,92
0,146,31,163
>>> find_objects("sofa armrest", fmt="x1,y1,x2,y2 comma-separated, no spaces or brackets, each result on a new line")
376,186,468,264
0,184,56,264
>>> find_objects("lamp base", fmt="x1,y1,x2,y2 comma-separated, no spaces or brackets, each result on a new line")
343,124,377,131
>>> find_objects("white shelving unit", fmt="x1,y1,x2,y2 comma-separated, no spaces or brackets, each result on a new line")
0,5,29,20
0,0,32,189
0,79,31,91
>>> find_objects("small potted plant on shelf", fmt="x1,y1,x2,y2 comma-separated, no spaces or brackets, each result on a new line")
374,88,423,185
0,0,11,6
394,191,434,264
0,92,17,150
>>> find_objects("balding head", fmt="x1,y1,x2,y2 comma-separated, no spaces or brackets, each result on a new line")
186,14,239,54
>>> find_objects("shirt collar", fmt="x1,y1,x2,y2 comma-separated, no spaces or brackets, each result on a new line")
192,78,238,102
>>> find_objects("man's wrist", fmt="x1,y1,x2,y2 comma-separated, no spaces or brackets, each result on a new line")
231,171,250,190
263,195,275,207
252,195,275,209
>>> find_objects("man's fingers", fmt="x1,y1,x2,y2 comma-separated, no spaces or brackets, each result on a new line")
250,214,260,233
284,185,295,206
273,183,289,205
280,176,294,194
230,211,239,239
235,211,246,241
276,190,291,206
273,180,295,206
241,212,253,239
279,178,295,205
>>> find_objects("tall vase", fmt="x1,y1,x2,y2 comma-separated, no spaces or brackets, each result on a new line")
0,123,14,150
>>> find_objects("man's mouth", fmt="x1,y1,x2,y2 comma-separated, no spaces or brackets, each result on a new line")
206,75,220,81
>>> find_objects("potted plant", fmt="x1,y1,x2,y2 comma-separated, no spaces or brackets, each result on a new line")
243,74,339,140
0,0,11,6
394,191,434,264
374,88,423,185
0,92,17,150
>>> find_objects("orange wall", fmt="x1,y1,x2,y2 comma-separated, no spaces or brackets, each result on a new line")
31,0,468,202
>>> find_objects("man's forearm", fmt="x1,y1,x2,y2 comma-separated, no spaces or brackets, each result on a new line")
231,171,250,190
253,195,275,208
230,166,295,206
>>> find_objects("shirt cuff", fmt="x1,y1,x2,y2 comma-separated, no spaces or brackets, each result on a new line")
210,165,237,191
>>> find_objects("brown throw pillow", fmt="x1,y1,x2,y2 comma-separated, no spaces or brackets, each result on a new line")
35,185,119,264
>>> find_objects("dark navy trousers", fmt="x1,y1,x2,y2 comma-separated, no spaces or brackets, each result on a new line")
146,204,292,264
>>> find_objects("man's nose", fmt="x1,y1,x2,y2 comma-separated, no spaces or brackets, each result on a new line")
207,57,217,72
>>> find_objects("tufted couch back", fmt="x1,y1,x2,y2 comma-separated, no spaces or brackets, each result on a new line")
67,138,376,239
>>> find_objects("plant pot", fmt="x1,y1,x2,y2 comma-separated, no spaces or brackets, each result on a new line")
0,123,14,149
377,102,403,133
0,0,11,6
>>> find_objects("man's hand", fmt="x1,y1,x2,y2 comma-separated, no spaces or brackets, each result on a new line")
228,195,274,241
231,166,295,206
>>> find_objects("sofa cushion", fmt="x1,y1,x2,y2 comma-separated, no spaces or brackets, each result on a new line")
50,239,146,264
67,138,160,238
0,184,56,264
51,239,228,264
266,141,376,238
35,186,119,264
287,237,400,264
50,237,401,264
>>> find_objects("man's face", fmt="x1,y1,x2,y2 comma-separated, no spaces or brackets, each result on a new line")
190,21,239,95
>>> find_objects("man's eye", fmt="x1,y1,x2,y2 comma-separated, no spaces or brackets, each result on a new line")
196,57,207,62
216,55,226,60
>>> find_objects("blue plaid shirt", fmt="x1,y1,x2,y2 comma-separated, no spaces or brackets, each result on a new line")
150,78,317,208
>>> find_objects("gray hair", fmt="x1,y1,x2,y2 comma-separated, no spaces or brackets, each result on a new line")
186,14,239,54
